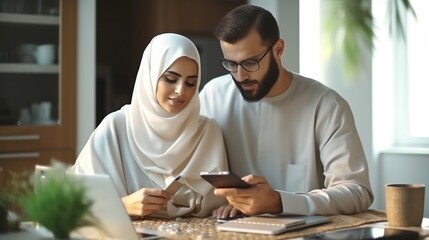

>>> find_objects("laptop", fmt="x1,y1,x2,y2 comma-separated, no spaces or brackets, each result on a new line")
34,165,169,239
69,173,145,239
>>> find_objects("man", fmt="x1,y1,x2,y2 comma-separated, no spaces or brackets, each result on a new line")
199,4,373,219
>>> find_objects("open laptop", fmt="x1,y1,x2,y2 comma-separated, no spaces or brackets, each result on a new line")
69,173,145,239
34,166,169,239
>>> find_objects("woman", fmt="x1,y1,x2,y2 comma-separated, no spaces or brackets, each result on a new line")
70,33,228,218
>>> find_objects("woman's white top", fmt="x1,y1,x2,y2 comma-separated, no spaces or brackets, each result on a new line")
71,33,228,218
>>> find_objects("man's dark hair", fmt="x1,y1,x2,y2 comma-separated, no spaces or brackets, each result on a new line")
215,4,280,47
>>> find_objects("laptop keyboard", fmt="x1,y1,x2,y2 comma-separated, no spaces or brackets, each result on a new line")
133,217,215,238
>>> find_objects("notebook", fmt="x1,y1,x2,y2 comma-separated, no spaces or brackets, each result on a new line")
34,165,169,239
217,214,330,235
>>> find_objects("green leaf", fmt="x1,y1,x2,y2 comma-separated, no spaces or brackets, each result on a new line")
323,0,416,78
19,162,98,239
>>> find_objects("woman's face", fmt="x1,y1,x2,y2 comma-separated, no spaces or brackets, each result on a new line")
156,57,198,114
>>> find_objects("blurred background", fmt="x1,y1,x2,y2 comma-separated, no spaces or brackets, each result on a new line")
1,0,428,216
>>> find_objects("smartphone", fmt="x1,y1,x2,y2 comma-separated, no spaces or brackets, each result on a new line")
164,175,182,195
304,226,420,239
200,171,251,188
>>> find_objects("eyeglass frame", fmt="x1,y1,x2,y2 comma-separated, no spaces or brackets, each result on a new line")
220,42,276,73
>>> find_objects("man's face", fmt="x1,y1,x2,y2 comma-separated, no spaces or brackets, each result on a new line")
232,52,279,102
220,29,280,102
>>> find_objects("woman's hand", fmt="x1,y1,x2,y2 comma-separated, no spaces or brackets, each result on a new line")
122,188,171,217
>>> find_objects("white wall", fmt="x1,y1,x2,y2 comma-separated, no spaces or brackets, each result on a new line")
77,0,96,153
248,0,300,73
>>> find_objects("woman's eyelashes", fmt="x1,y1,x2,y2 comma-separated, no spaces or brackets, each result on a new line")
163,76,197,87
185,79,197,87
163,76,177,84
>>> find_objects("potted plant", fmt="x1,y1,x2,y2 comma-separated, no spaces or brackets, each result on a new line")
0,168,30,233
19,161,100,239
323,0,416,76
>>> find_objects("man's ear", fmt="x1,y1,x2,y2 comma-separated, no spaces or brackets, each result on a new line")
275,39,285,57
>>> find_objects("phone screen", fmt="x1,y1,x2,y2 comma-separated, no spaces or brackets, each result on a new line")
304,227,419,239
200,171,251,188
164,175,182,195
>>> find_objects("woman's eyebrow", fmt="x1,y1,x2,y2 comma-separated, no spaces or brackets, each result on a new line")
165,70,198,79
164,70,181,77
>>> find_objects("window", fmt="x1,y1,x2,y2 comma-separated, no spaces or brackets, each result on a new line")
299,0,321,82
395,0,429,147
300,0,429,150
373,0,429,150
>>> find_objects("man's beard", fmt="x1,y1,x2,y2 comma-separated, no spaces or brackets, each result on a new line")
232,53,279,102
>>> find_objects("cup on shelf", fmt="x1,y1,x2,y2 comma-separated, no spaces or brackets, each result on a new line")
33,44,55,65
18,108,32,125
30,101,53,124
38,101,52,123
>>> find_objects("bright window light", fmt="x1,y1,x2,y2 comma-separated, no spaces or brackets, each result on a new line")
299,0,321,82
407,0,429,137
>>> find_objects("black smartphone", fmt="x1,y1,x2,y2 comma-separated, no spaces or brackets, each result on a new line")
200,171,251,188
304,226,419,240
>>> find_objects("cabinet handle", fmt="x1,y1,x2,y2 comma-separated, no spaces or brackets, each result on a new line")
0,152,40,159
0,134,40,141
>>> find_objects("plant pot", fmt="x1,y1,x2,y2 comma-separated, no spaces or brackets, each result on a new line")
0,205,7,233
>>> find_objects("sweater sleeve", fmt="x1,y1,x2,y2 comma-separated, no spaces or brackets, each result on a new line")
278,97,373,215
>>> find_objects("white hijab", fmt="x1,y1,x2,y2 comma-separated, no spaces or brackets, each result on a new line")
125,33,219,196
72,33,227,217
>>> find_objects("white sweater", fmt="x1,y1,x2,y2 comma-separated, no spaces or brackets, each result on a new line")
200,72,373,215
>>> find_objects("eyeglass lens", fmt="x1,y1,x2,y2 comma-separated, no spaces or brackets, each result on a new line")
222,60,259,72
221,43,274,73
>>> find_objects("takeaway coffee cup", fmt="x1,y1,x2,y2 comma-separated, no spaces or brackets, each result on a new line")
385,183,425,227
33,44,55,64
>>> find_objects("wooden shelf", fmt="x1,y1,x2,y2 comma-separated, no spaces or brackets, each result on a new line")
0,63,58,73
0,0,77,176
0,13,59,25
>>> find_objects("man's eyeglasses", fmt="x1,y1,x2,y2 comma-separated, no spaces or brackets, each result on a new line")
221,43,274,73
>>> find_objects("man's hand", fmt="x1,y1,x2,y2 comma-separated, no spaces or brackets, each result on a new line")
122,188,171,217
213,174,283,216
212,204,244,219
